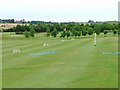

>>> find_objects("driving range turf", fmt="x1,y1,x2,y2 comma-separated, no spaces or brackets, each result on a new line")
2,32,118,88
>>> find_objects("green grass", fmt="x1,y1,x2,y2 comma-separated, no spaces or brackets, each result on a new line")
2,32,118,88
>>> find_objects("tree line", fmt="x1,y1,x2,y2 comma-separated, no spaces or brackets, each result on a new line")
0,19,15,23
3,22,120,38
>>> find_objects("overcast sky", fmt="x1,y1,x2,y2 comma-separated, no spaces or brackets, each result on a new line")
0,0,119,22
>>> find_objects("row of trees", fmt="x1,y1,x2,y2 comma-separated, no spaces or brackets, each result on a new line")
46,22,119,38
0,19,15,23
3,22,120,38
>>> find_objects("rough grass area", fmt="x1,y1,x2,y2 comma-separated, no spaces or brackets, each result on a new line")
2,32,118,88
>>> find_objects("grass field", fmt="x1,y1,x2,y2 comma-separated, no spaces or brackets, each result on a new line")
2,32,118,88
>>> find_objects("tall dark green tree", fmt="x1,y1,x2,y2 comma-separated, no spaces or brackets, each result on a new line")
29,25,35,37
51,27,58,37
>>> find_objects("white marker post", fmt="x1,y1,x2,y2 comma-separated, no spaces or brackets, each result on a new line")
94,33,96,46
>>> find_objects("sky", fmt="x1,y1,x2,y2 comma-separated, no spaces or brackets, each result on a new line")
0,0,119,22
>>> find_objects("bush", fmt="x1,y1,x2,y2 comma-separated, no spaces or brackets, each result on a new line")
113,30,117,36
103,30,108,36
24,30,29,38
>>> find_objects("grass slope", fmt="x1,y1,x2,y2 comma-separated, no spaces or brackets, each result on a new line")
2,33,118,88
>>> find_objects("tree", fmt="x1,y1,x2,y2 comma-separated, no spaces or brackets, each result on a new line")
46,27,51,37
71,28,75,37
24,30,29,38
9,27,15,32
103,30,108,37
29,25,35,37
59,23,66,31
87,27,93,35
118,23,120,35
82,30,87,36
113,30,117,36
15,25,25,34
66,31,70,38
60,31,66,38
51,27,57,37
74,31,78,37
94,24,101,36
78,31,81,36
118,29,120,35
102,23,112,30
25,25,30,31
